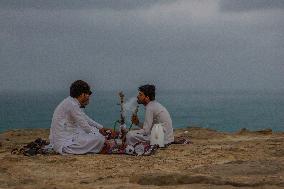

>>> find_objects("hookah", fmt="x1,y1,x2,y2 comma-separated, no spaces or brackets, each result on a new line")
112,91,139,143
110,91,127,145
113,91,125,131
118,91,127,135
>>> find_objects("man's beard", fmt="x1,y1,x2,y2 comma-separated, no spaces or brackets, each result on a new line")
137,99,143,104
81,99,89,108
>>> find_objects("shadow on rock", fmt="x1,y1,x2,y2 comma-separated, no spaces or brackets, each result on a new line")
130,172,284,187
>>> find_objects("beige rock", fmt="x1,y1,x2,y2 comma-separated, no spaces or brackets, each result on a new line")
0,127,283,189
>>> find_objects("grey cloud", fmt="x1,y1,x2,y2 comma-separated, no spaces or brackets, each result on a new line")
219,0,284,12
0,0,283,91
0,0,171,11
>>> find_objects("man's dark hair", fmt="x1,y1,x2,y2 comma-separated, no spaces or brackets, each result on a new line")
70,80,92,98
138,84,155,101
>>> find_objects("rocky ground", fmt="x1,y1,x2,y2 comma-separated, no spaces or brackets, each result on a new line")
0,127,283,189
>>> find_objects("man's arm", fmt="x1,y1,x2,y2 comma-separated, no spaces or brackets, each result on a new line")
131,115,143,128
83,113,104,130
70,105,96,133
142,107,153,135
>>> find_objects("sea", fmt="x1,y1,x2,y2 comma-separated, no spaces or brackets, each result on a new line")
0,89,283,133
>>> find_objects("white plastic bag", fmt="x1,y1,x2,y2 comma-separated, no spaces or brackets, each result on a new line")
150,123,165,147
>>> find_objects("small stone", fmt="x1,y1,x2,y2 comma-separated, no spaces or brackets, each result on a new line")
256,128,272,135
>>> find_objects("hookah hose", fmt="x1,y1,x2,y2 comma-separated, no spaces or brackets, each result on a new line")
113,120,119,132
128,123,133,131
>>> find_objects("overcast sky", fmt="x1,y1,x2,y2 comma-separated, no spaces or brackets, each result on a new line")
0,0,283,92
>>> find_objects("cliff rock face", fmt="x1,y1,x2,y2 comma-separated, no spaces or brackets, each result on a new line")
0,127,284,189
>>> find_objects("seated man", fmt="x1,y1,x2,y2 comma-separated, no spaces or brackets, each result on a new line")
126,84,174,146
49,80,105,155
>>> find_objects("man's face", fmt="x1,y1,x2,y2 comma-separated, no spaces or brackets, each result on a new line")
137,91,146,104
81,93,91,106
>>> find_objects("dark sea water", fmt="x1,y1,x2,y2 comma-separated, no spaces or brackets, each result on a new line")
0,90,283,133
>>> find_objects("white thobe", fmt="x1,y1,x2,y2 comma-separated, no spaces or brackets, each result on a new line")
49,96,105,155
126,100,174,146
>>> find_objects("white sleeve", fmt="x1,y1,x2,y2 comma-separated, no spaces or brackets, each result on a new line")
83,113,104,129
142,107,153,135
70,105,96,133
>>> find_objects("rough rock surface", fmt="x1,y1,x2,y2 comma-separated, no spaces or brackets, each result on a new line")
0,127,283,189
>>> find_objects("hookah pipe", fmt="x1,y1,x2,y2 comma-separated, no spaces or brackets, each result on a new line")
113,91,126,132
110,91,126,146
118,91,128,144
118,91,125,125
112,92,139,143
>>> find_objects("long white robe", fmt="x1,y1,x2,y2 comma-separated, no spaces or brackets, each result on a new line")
49,96,105,155
126,100,174,146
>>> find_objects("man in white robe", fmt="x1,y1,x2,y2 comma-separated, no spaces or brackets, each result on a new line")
126,84,174,146
49,80,105,155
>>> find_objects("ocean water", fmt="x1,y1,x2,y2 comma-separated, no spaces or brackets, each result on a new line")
0,90,283,133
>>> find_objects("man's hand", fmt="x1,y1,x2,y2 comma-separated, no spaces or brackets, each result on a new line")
99,128,108,136
131,115,140,125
